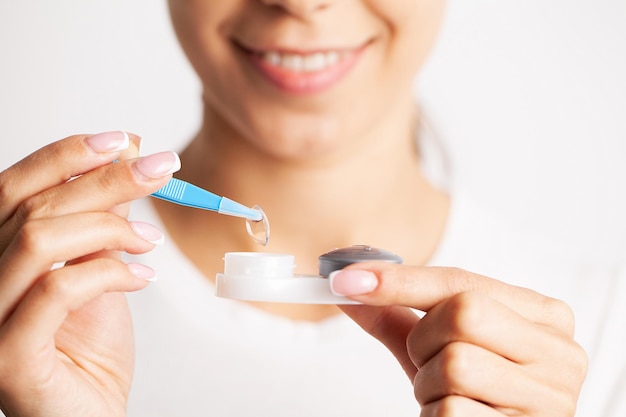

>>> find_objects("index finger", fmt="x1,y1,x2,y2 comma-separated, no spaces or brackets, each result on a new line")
331,262,574,333
0,131,140,224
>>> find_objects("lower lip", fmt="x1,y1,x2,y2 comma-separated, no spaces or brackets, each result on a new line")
246,48,364,95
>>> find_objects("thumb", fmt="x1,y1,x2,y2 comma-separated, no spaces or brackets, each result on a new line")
109,133,142,219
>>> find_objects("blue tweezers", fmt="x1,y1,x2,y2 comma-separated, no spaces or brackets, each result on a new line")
151,178,262,221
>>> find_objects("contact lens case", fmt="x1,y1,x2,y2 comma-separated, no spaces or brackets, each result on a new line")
215,245,402,304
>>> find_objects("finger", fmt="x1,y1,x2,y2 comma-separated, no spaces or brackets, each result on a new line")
0,213,163,322
101,131,143,220
420,395,506,417
413,341,540,412
330,263,575,334
48,151,180,214
0,131,139,224
340,304,420,380
0,257,153,358
0,150,179,253
407,291,576,368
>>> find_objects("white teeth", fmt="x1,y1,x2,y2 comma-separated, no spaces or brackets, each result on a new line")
282,54,303,71
266,52,281,66
303,53,325,71
325,51,340,66
260,51,344,72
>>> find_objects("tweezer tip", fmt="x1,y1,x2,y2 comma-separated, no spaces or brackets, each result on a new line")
218,197,263,221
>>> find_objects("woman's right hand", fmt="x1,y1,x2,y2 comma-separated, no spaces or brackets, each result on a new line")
0,132,180,417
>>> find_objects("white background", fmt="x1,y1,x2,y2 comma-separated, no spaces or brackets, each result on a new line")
1,0,625,262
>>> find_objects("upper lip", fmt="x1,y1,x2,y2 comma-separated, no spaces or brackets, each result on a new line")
232,37,372,56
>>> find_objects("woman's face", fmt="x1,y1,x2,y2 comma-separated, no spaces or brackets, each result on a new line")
168,0,446,159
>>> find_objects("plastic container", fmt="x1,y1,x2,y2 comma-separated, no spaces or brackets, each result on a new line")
215,245,402,304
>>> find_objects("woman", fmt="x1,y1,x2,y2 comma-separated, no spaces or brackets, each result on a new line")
0,1,621,416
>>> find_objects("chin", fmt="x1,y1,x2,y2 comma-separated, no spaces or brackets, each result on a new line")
245,112,348,159
253,132,342,161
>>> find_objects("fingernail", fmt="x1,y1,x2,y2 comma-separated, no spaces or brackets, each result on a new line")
134,151,181,179
128,263,157,282
130,221,165,245
329,270,378,296
86,131,129,153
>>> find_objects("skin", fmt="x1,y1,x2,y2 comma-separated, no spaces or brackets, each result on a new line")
163,0,449,319
0,134,170,416
0,0,587,416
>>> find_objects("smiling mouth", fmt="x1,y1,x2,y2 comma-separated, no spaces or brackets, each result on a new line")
256,49,352,73
234,40,370,94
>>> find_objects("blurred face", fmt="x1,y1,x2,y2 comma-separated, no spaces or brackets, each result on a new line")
168,0,446,159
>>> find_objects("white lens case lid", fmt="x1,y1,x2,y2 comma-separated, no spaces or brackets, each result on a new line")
222,252,294,278
215,252,357,304
215,246,402,304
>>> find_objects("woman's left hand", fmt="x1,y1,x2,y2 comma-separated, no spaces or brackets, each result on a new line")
331,263,587,417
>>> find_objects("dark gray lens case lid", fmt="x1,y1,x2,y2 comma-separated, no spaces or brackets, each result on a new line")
318,245,403,277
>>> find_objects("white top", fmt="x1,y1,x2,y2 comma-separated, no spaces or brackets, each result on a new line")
125,190,626,417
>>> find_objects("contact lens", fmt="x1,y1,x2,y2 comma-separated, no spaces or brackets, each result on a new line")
245,205,270,246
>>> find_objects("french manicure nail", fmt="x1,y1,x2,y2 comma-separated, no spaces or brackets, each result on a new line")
329,270,379,296
86,131,129,153
134,151,181,179
127,263,157,282
130,221,165,245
